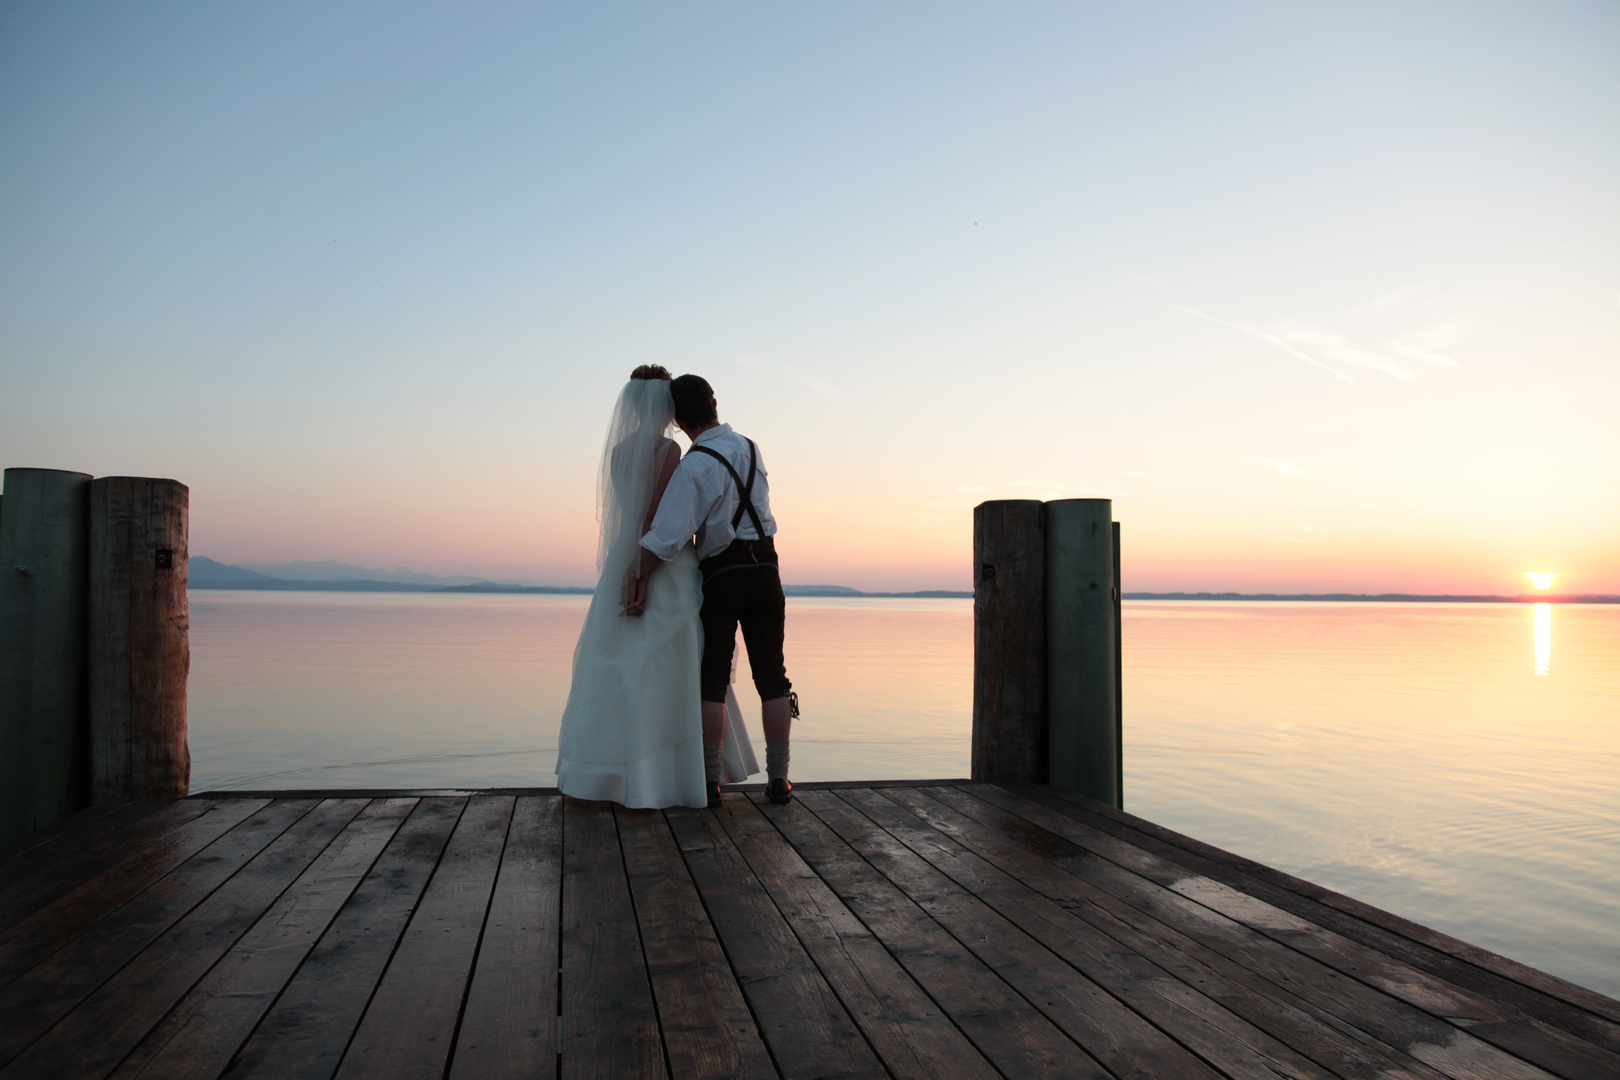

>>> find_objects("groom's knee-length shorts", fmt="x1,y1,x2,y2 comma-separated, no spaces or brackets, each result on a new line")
698,537,792,703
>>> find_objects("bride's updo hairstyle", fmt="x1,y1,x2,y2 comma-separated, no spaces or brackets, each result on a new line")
670,374,716,429
630,364,671,381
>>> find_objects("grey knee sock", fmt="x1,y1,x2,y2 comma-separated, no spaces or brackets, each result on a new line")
766,739,790,783
704,740,723,785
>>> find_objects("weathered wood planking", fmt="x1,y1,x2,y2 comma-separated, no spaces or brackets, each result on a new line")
1,782,1615,1080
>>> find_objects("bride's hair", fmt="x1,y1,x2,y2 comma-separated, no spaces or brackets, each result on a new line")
630,364,671,381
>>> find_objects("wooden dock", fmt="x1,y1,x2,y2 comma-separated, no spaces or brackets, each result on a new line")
1,782,1616,1079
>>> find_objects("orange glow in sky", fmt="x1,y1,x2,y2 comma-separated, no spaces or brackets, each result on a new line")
2,7,1617,594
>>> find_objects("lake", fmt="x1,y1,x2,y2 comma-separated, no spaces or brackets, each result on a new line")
187,591,1619,998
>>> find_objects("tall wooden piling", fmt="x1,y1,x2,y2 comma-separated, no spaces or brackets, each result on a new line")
971,500,1046,784
1045,498,1118,805
88,477,191,803
0,468,93,844
1113,519,1123,804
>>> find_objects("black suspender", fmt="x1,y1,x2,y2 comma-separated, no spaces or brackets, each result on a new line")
688,438,766,539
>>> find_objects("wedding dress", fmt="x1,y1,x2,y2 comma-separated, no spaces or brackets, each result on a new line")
554,377,757,808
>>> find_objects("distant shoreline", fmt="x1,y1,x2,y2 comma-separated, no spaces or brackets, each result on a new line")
183,580,1617,604
184,555,1615,603
1123,592,1618,604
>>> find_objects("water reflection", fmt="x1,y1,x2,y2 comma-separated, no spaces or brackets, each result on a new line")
186,594,1620,998
1534,602,1551,676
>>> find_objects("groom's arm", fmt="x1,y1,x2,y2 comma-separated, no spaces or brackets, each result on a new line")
624,461,708,616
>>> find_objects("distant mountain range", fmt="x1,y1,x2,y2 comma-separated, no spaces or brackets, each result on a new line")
186,559,1614,602
188,557,591,594
187,558,971,597
234,559,538,587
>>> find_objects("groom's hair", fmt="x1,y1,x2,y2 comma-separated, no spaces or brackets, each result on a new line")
670,374,716,428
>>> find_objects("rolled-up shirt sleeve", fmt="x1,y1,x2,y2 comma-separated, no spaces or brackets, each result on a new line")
639,461,710,562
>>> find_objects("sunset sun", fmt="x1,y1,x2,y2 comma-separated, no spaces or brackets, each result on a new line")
1525,572,1557,591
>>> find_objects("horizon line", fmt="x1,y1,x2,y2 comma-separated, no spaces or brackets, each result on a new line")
185,557,1618,603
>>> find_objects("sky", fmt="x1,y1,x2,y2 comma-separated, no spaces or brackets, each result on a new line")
2,2,1617,593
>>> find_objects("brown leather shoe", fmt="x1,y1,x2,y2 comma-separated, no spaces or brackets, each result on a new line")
707,782,723,809
767,777,792,804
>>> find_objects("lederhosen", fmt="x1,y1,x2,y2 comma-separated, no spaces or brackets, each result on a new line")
688,438,792,704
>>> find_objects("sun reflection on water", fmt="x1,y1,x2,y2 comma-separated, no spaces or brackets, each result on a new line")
1534,602,1551,676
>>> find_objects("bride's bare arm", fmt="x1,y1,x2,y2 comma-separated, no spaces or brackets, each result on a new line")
624,439,682,616
643,438,681,532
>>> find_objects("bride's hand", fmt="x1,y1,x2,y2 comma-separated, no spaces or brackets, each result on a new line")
623,571,649,617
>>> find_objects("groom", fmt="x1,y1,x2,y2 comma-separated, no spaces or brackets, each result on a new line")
631,374,797,807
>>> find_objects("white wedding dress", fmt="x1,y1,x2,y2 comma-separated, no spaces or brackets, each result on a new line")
554,376,757,808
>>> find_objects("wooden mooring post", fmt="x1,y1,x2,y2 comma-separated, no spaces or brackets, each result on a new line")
89,477,190,802
0,468,191,843
971,500,1047,785
0,468,93,845
972,497,1121,806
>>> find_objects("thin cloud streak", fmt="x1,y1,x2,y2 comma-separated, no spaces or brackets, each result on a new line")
1009,479,1120,500
1175,306,1355,382
1388,321,1466,367
733,354,838,396
1356,282,1429,312
1178,306,1461,381
1253,457,1309,477
1268,322,1414,380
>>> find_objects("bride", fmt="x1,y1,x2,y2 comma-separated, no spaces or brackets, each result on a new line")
554,365,758,808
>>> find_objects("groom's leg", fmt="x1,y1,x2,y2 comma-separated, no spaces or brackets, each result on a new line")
738,587,792,796
701,700,727,797
702,701,727,743
739,595,791,722
699,587,741,794
760,697,791,741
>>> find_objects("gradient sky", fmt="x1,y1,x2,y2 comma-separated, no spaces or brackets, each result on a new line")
3,2,1616,592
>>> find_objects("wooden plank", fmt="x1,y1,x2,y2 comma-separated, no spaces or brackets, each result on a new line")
6,799,370,1079
559,800,668,1080
108,798,417,1080
664,804,885,1080
614,806,775,1080
221,796,467,1080
0,797,312,1068
1031,784,1620,1052
869,785,1332,1080
1034,783,1620,1031
802,788,1225,1080
449,796,563,1080
0,798,250,974
966,784,1567,1080
0,800,215,927
0,801,127,871
751,791,1110,1079
713,796,995,1080
331,795,513,1079
916,784,1447,1080
1009,784,1618,1080
939,784,1466,1080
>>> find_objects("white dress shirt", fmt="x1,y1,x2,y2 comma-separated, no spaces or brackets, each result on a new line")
640,424,778,562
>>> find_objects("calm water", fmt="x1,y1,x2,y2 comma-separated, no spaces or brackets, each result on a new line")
188,592,1619,997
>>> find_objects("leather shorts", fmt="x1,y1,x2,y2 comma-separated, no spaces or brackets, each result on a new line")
698,537,792,703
